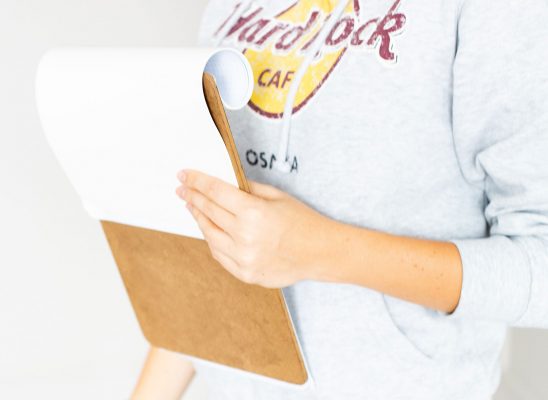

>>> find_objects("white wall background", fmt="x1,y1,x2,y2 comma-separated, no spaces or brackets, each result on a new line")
0,1,546,399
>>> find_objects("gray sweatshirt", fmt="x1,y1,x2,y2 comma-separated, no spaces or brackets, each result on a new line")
195,0,548,399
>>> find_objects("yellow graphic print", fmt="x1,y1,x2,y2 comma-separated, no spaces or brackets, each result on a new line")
244,1,356,118
217,0,406,118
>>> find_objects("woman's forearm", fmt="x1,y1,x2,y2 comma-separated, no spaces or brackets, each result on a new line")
310,219,463,313
176,170,463,313
131,346,196,400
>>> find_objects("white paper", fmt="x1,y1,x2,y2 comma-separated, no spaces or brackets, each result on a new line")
35,47,253,239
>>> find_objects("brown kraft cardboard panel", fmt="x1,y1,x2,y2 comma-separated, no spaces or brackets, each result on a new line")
101,221,307,384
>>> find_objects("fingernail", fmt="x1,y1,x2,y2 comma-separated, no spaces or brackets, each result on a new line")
178,170,187,182
186,202,192,211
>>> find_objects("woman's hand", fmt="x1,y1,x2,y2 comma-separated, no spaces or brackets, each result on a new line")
175,169,332,288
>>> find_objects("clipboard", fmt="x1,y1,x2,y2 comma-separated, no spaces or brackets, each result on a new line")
35,48,311,387
100,74,308,385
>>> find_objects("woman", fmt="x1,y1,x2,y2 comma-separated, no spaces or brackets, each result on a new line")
132,0,548,399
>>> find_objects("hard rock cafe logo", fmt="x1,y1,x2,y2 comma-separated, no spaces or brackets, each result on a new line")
214,0,407,118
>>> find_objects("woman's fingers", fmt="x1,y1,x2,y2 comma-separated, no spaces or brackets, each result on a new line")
185,203,245,280
178,169,257,214
186,202,232,246
209,249,249,283
177,185,236,233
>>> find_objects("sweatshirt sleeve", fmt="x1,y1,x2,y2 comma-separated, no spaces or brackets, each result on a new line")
446,0,548,328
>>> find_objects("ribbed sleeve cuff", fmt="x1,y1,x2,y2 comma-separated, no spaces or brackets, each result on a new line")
444,235,532,323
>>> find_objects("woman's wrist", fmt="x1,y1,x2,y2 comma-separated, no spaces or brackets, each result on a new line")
302,216,358,284
303,215,463,313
